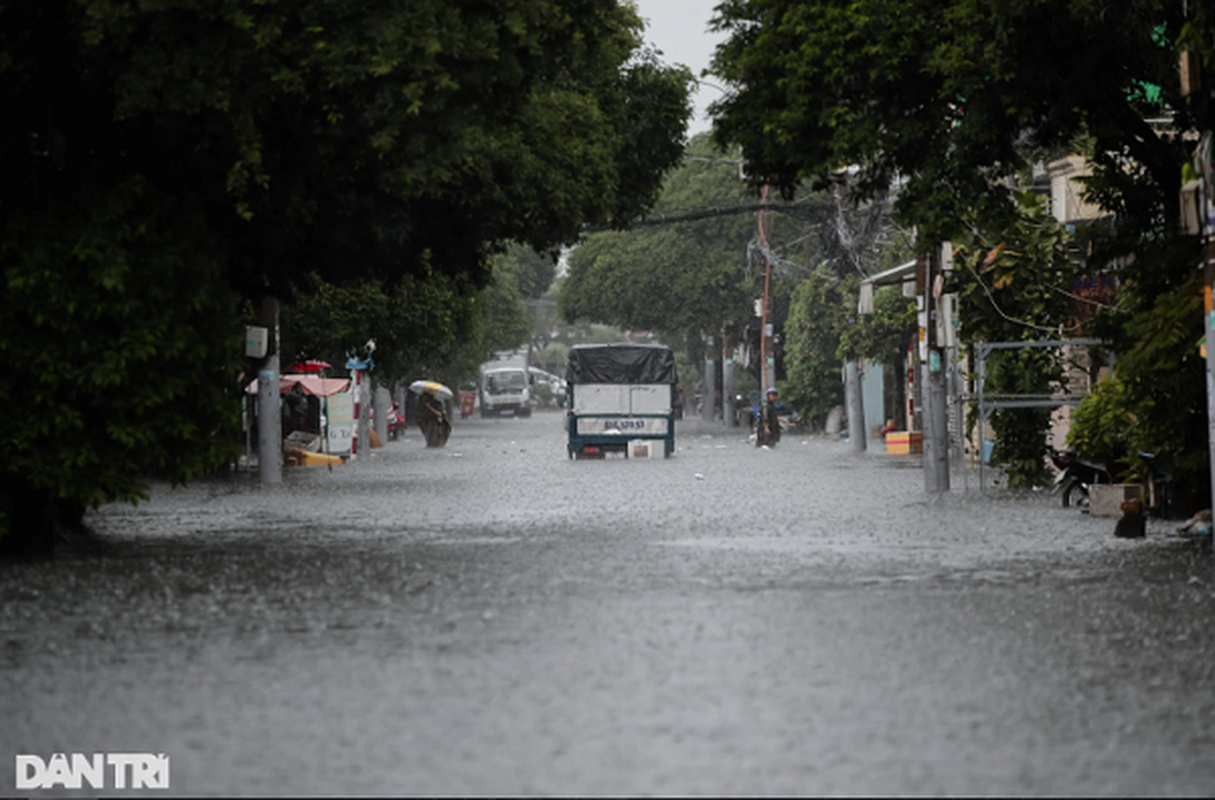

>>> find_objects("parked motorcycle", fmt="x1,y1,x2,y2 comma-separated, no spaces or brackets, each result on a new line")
1050,449,1113,510
386,403,405,441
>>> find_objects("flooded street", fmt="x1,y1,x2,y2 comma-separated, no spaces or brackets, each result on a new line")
4,413,1215,795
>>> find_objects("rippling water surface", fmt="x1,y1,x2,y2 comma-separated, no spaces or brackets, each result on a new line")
3,414,1214,795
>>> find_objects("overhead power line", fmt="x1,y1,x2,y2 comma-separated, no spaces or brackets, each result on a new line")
581,201,819,234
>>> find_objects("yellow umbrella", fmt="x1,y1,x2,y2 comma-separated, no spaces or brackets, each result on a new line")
408,380,454,401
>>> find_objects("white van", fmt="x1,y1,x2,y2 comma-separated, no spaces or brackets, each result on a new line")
480,367,532,417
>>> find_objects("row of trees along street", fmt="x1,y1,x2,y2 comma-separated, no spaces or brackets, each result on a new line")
0,0,693,554
696,0,1215,509
279,242,557,397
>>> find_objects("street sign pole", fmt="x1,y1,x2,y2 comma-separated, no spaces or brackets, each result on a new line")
346,354,374,460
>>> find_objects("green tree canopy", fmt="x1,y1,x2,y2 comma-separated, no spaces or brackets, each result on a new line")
559,134,760,345
4,0,692,295
504,243,559,301
1069,273,1208,492
709,0,1209,243
282,243,553,391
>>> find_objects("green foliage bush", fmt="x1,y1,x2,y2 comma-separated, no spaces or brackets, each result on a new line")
1072,274,1208,492
1066,374,1132,475
0,179,244,545
839,285,917,367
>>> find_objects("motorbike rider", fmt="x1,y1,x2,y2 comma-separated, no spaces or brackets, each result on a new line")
757,386,781,447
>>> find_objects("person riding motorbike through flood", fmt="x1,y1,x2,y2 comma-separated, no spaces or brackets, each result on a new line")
757,386,781,447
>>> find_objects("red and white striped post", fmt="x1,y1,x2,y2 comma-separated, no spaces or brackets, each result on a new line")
352,368,362,456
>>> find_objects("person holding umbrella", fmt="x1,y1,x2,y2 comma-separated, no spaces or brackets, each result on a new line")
410,380,453,447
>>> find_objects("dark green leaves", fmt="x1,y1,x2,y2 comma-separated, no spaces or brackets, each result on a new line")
0,179,243,512
709,0,1200,242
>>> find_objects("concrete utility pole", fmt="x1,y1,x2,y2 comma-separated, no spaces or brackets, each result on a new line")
923,248,950,492
845,360,866,452
759,185,777,392
256,296,282,484
703,337,716,422
374,386,390,444
723,329,737,428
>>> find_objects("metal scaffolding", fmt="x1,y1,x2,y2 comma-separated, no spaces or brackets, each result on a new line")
975,338,1107,490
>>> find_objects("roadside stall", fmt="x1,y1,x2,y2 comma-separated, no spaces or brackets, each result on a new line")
245,374,352,466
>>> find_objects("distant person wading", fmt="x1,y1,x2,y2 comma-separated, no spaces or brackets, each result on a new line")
757,387,781,448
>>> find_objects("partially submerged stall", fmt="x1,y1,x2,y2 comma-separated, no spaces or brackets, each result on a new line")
245,374,352,466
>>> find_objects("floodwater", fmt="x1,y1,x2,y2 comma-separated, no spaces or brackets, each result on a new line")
3,413,1215,796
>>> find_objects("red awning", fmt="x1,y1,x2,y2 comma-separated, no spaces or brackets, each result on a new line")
287,359,332,373
246,374,351,397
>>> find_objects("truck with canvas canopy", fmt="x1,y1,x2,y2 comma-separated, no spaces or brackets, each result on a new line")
565,343,677,459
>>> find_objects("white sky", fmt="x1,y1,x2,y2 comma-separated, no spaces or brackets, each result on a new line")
630,0,728,137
